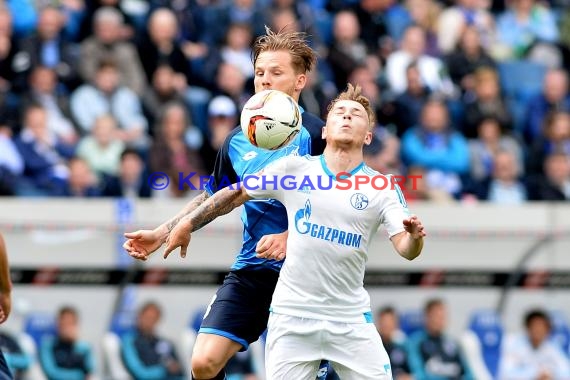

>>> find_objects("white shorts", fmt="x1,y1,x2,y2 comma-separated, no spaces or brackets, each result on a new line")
265,313,393,380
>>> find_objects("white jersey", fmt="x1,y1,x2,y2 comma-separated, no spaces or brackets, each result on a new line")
245,154,410,323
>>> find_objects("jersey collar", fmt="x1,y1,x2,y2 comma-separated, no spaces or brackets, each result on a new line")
320,154,365,181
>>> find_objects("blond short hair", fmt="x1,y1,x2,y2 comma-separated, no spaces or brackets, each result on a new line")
328,83,376,129
252,26,317,74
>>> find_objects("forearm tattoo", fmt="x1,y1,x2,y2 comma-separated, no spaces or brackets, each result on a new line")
167,191,210,232
189,188,247,232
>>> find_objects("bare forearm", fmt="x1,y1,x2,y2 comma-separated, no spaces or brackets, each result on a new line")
186,187,250,232
157,191,210,238
0,235,12,293
393,232,424,261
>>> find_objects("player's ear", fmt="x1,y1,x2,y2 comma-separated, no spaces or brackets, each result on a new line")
363,131,372,145
295,74,307,92
321,125,327,139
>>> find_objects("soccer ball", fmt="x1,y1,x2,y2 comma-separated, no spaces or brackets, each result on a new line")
240,90,302,150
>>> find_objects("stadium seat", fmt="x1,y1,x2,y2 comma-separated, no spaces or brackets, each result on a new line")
23,312,56,349
549,310,570,354
398,309,424,337
101,311,136,380
460,309,503,380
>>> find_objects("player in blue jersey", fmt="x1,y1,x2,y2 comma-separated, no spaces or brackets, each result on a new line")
0,233,14,380
124,28,330,380
162,84,426,379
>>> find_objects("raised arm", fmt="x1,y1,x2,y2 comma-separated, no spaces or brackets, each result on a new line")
0,233,12,324
163,186,252,258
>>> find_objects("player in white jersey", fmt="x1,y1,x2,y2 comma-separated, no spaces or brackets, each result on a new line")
162,84,426,379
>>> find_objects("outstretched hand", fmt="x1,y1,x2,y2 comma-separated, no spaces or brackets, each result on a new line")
123,229,164,261
256,231,288,261
403,215,426,239
163,220,192,259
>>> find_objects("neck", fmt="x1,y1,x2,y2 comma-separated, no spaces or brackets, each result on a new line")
323,145,363,175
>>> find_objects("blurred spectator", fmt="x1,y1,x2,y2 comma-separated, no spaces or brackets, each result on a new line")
527,152,570,201
0,126,23,196
142,64,188,131
0,6,19,94
39,306,95,380
463,67,512,138
401,99,469,198
14,104,75,196
76,115,125,177
201,95,238,172
408,298,474,379
226,351,258,380
498,309,570,379
266,0,320,48
79,6,146,96
327,10,368,91
348,65,392,128
121,302,185,380
299,69,336,121
0,331,32,379
202,0,265,47
101,148,151,198
495,0,559,62
23,65,78,144
436,0,495,55
392,61,431,137
445,26,496,95
376,307,412,380
363,128,401,175
215,62,251,111
527,111,570,175
385,25,454,97
78,0,137,42
137,7,208,97
70,59,149,149
404,0,442,57
469,118,523,182
402,166,434,201
466,150,528,204
149,102,207,198
524,69,570,144
214,22,255,80
62,157,101,197
17,5,81,92
350,0,391,55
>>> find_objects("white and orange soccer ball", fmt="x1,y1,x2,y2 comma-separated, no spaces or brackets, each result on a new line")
240,90,302,150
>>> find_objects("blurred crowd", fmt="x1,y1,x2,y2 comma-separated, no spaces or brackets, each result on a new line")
2,299,570,379
1,0,570,202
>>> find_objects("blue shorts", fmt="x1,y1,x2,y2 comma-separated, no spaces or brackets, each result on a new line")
199,269,279,351
0,350,12,380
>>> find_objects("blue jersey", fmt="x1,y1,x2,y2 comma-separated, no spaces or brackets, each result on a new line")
205,111,325,271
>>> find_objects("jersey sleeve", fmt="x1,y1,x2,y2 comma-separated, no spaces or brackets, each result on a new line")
243,156,288,202
205,128,240,195
379,177,411,237
302,111,326,155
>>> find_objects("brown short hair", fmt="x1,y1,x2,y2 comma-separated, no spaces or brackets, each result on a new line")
252,26,317,74
327,83,376,129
